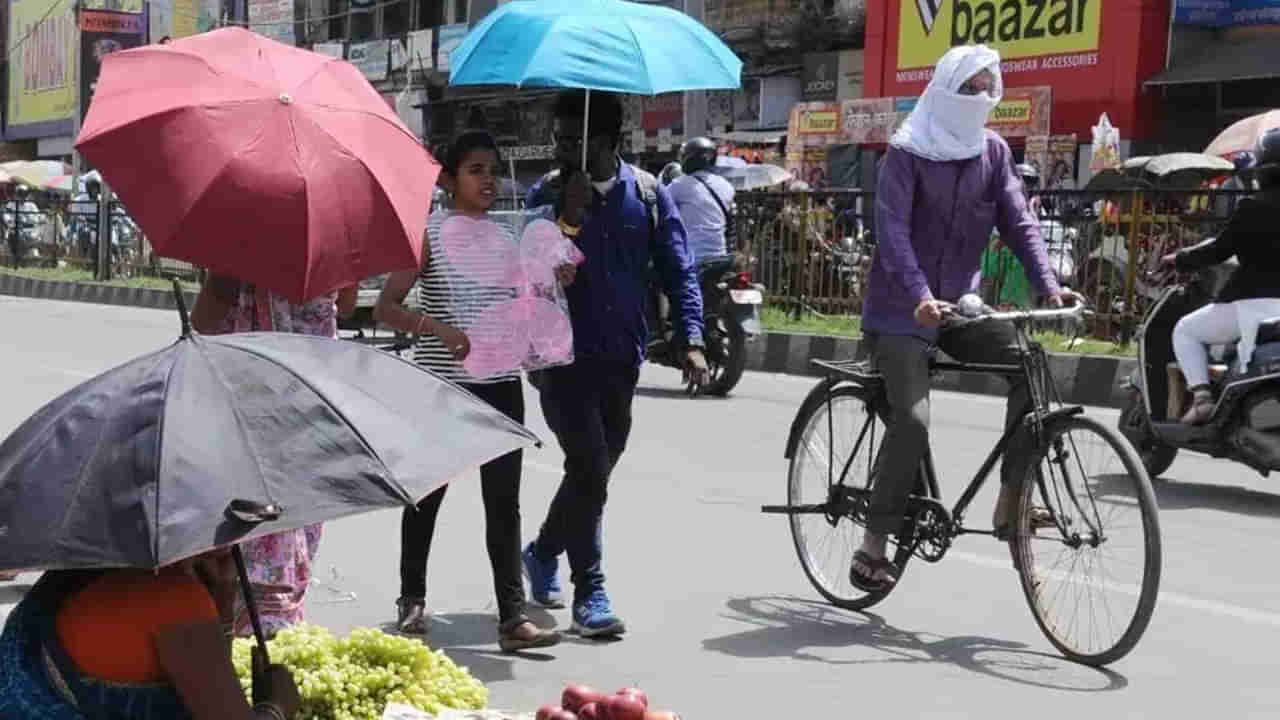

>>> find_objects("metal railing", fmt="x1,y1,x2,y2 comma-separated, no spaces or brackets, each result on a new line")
736,188,1247,343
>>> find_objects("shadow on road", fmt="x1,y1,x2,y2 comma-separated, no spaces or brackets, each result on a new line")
399,612,561,684
1092,469,1280,519
703,595,1128,692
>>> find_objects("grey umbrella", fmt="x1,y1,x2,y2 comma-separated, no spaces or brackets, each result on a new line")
0,284,539,662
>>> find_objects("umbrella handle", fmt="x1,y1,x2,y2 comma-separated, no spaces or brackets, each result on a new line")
232,545,271,664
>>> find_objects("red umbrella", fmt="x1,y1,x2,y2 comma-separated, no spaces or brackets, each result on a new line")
76,28,438,302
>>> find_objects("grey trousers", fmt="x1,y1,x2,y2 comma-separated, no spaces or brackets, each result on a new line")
863,320,1031,536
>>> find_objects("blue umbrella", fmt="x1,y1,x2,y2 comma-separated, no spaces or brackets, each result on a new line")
448,0,742,167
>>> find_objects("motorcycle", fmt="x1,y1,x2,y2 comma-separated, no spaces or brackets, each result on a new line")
647,255,764,397
1119,256,1280,478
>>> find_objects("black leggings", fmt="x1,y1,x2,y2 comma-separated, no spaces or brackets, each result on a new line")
398,379,528,626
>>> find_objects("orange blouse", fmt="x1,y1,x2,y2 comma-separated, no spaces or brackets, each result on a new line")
55,568,219,684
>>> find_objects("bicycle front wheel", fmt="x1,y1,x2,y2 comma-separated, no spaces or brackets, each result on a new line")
1010,415,1161,666
788,385,900,610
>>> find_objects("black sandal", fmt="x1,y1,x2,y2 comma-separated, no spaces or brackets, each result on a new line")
850,549,899,592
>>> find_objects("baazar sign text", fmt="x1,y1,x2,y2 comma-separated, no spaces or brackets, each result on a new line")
899,0,1101,71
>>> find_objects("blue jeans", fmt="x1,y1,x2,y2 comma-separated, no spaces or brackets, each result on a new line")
529,360,640,603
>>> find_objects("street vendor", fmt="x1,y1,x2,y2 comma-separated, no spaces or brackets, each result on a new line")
0,550,301,720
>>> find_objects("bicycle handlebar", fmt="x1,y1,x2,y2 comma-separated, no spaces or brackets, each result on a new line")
939,299,1090,325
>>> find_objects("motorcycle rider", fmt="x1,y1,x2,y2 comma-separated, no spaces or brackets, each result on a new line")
1162,128,1280,424
668,137,736,265
852,45,1078,590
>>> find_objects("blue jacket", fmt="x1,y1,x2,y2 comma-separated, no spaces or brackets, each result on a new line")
526,162,704,367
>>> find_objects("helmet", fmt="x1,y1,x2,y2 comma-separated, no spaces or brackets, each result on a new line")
1015,163,1039,189
679,137,717,174
1254,128,1280,187
659,162,684,185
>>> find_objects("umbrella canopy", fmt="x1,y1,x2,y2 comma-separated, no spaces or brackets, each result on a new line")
712,163,792,191
0,309,538,573
76,27,439,303
1205,110,1280,159
448,0,742,94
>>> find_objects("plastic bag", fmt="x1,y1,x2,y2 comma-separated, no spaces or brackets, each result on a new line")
1089,113,1121,173
438,211,584,380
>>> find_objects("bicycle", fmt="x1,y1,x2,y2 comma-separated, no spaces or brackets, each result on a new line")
762,302,1162,666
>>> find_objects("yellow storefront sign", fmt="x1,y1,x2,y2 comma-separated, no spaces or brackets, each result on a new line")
798,109,841,135
989,97,1031,124
82,0,144,12
7,0,78,136
171,0,199,38
898,0,1101,69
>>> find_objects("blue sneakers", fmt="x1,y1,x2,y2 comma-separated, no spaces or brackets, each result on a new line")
571,589,626,637
522,543,565,609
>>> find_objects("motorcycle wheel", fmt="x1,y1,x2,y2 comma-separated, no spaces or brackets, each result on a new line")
703,317,747,397
1119,395,1177,478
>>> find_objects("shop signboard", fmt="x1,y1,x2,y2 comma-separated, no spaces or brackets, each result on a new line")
837,49,864,102
82,0,143,12
248,0,294,45
642,93,682,132
895,0,1102,84
836,85,1050,144
348,39,389,81
80,11,146,127
1176,0,1280,26
796,105,841,135
787,101,842,164
840,97,903,145
802,52,839,102
313,42,344,58
6,0,77,140
986,85,1051,138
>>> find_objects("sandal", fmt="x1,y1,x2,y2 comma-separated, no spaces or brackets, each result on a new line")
994,506,1057,541
498,620,561,653
849,549,899,592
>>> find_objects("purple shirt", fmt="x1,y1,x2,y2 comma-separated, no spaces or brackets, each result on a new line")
863,130,1061,340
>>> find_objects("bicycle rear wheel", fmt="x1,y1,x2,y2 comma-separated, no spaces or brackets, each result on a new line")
787,385,902,610
1010,415,1161,666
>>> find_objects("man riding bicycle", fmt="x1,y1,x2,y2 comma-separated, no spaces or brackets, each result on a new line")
852,45,1078,590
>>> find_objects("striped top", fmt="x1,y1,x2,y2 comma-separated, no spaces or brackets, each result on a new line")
413,209,522,384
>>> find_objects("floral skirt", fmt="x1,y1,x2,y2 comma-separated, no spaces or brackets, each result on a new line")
232,523,323,638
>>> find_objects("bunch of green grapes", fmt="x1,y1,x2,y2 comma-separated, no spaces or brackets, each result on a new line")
231,624,488,720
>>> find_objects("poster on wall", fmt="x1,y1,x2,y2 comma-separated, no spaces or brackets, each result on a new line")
248,0,293,45
798,146,829,189
348,40,389,81
893,0,1102,85
733,77,761,128
642,93,682,132
6,0,77,140
1026,134,1079,191
81,11,145,126
986,86,1051,139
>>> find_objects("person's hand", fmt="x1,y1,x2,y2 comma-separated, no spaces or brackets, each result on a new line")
554,262,577,288
1047,287,1084,308
262,663,301,718
683,348,710,389
913,299,946,329
435,322,471,361
561,171,591,227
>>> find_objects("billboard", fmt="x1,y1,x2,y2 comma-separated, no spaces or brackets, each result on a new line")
248,0,294,45
896,0,1102,78
81,10,145,127
7,0,77,139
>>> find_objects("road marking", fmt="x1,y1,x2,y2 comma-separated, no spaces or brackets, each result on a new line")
951,549,1280,629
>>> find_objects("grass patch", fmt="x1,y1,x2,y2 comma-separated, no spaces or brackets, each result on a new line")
761,307,1134,357
1,266,200,293
762,306,861,338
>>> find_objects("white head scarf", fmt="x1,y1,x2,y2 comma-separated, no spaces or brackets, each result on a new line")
890,45,1003,162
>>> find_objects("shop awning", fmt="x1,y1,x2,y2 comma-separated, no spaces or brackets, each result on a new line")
1145,36,1280,86
710,129,785,145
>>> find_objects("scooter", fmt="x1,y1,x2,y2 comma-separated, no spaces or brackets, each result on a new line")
1118,256,1280,478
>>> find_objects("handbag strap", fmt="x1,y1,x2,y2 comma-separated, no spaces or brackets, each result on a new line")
691,172,733,230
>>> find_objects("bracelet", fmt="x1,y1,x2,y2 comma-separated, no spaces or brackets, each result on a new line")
253,703,287,720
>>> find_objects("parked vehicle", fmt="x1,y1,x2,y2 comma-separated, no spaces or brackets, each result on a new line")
1119,258,1280,478
647,256,763,396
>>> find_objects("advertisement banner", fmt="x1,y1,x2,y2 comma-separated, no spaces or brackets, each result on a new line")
7,0,77,139
642,93,682,132
1025,133,1078,190
985,85,1051,138
1176,0,1280,26
802,52,839,102
787,102,842,153
348,39,389,81
840,97,904,145
837,49,864,102
796,106,841,135
248,0,294,45
81,10,145,127
896,0,1102,77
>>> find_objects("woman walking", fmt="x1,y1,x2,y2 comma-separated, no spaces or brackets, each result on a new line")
376,130,561,652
